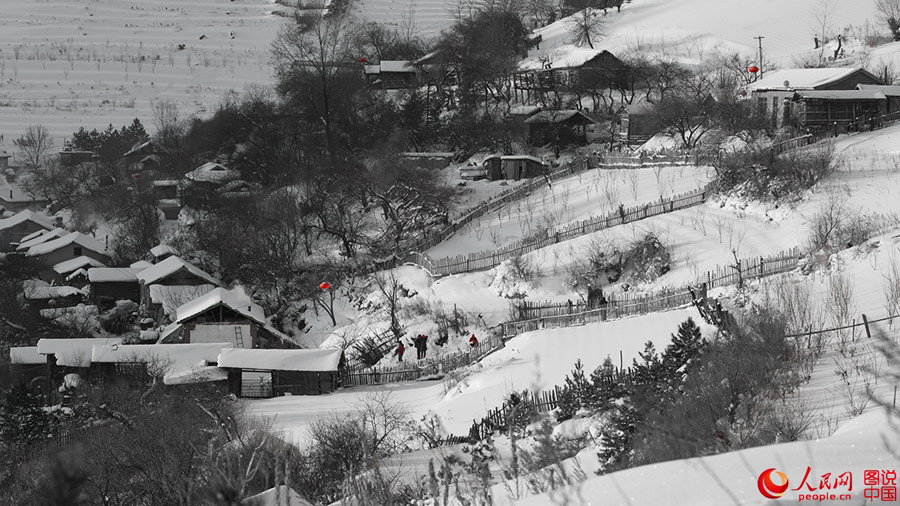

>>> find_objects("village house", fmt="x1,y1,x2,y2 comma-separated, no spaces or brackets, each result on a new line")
16,227,68,252
24,280,86,310
0,210,55,250
364,60,418,89
525,109,596,145
513,49,627,104
156,287,297,350
857,84,900,113
25,232,111,280
52,255,106,283
150,244,178,263
180,161,241,208
58,150,95,167
219,347,343,398
745,67,885,130
136,255,222,315
87,267,144,308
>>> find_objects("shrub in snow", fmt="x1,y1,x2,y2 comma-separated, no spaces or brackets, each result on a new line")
567,233,670,294
490,256,540,299
40,304,101,337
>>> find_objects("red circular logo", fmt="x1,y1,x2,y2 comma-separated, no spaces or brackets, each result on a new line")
758,468,789,499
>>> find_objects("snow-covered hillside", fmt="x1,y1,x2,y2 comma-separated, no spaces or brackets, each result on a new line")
526,0,882,69
0,0,286,147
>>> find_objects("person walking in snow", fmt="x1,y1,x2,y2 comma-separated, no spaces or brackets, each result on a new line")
469,334,479,348
396,341,405,362
419,334,428,359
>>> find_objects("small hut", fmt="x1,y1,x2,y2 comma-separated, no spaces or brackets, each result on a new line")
500,155,546,180
219,348,344,398
482,155,504,181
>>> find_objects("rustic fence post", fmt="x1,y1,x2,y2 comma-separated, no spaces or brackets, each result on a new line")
862,314,871,338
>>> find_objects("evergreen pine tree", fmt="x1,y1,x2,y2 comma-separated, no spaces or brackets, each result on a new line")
557,359,591,421
587,356,617,410
632,341,664,386
662,317,705,381
597,383,639,473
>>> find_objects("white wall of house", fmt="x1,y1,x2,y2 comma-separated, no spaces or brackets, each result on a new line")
191,324,252,348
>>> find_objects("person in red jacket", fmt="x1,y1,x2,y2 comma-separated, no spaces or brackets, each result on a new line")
396,341,405,362
468,334,478,348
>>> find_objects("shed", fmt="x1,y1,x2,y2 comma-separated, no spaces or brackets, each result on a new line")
26,232,110,281
460,165,487,181
87,267,143,307
181,162,241,208
152,179,179,201
499,155,546,180
53,256,106,278
37,337,123,383
525,109,595,145
24,283,86,309
157,287,297,350
857,84,900,113
218,348,344,397
399,152,454,171
90,342,232,385
0,210,55,251
365,60,418,89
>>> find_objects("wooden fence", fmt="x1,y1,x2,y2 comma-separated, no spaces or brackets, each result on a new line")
420,187,708,277
501,247,802,335
599,153,706,167
340,332,504,387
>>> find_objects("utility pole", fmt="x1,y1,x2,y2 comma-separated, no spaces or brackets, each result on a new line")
754,35,765,78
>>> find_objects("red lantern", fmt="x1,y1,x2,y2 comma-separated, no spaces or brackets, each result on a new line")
359,57,367,63
320,282,331,290
133,173,140,179
748,65,760,73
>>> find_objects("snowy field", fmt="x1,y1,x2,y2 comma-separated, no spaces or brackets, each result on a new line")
0,0,287,148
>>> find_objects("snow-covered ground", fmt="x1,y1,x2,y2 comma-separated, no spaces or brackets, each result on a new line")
246,307,702,441
428,165,711,258
0,0,287,148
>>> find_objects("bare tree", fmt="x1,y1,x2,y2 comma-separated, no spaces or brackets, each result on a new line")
876,0,900,41
15,125,54,168
568,7,605,49
374,271,404,341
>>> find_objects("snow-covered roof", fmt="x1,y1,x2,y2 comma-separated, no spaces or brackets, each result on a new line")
87,267,142,283
746,67,867,91
123,140,152,157
66,268,89,281
152,179,179,187
149,284,216,315
175,286,266,323
10,346,45,365
17,227,68,250
509,105,542,116
150,244,178,258
26,232,107,257
0,210,54,232
20,228,51,243
129,260,153,269
184,162,240,184
524,110,595,124
242,486,315,506
857,84,900,96
518,47,612,71
53,255,106,274
379,60,415,73
25,285,85,300
136,256,221,286
218,348,341,372
795,90,887,100
91,342,232,385
500,155,545,164
37,337,122,367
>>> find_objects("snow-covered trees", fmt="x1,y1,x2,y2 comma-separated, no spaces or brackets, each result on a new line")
877,0,900,40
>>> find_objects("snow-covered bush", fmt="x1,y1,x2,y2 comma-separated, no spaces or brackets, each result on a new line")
807,191,894,253
567,233,670,294
490,255,540,299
